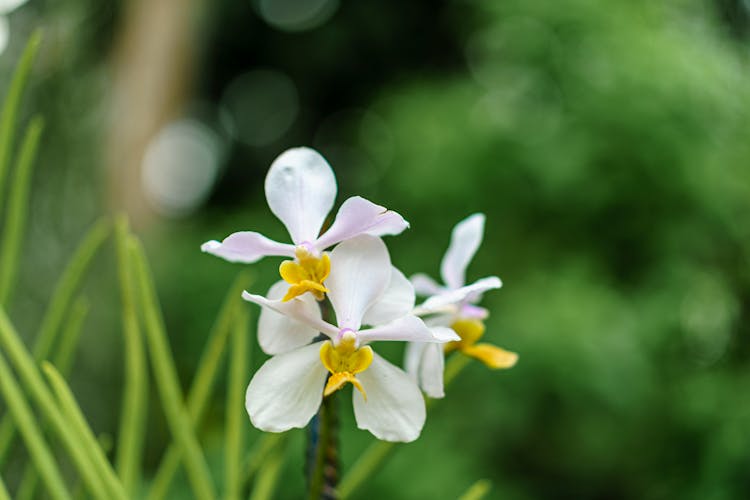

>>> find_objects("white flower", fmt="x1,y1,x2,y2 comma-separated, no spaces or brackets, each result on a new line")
201,147,409,301
407,213,517,399
242,235,457,442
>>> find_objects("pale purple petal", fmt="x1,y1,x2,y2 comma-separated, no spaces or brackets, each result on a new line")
353,352,426,442
313,196,409,250
245,343,327,432
420,276,501,313
242,291,338,339
361,267,415,327
326,235,391,331
201,231,295,263
440,213,485,289
257,281,321,355
410,273,444,297
264,147,337,245
357,315,459,344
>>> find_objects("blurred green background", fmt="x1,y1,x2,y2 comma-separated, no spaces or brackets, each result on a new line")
3,0,750,498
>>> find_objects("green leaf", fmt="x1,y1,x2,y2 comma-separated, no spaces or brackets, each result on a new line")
0,30,41,208
0,349,70,500
0,308,111,499
113,216,148,495
0,219,109,466
42,362,128,500
147,270,252,500
0,116,44,305
224,305,249,500
130,237,216,500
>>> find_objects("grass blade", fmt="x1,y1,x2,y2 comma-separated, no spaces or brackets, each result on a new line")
457,479,492,500
148,270,251,500
42,363,128,500
0,473,11,500
248,440,286,500
0,308,111,499
113,216,148,494
0,219,109,466
0,350,70,500
0,116,44,305
130,237,216,500
0,30,41,206
12,296,90,500
225,305,249,500
240,434,284,492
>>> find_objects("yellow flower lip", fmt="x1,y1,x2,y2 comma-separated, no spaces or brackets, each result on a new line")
279,246,330,302
447,318,518,370
320,335,372,400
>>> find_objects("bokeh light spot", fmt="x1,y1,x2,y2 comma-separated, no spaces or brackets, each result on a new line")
256,0,339,32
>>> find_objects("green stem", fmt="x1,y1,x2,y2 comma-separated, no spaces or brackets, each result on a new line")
337,353,471,499
308,390,339,500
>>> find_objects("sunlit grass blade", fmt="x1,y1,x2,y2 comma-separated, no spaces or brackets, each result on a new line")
240,433,285,492
224,305,249,500
42,363,128,500
113,216,148,494
0,349,71,500
338,353,471,499
0,30,41,206
0,308,111,499
11,296,90,500
148,270,251,500
32,218,110,362
248,439,286,500
0,116,44,305
457,479,492,500
130,237,216,500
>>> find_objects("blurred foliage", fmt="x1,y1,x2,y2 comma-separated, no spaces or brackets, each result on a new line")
2,0,750,498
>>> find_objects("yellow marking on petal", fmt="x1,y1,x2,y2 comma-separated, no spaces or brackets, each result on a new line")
279,247,330,301
462,343,518,369
319,339,372,400
444,319,485,353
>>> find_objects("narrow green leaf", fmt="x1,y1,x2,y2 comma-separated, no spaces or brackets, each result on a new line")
248,441,286,500
225,305,249,500
0,116,44,305
240,433,285,492
0,307,110,499
0,349,71,500
148,270,252,500
457,479,492,500
0,30,41,207
12,296,90,500
42,363,128,500
130,238,216,500
0,219,109,466
0,473,11,500
113,216,148,494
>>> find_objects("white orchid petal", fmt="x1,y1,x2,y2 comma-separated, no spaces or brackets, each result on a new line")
245,343,327,432
419,343,445,399
201,232,295,263
265,147,337,245
420,276,502,313
410,273,444,297
353,352,426,442
242,291,338,338
361,267,415,327
440,213,485,289
326,235,391,331
314,196,409,250
357,315,457,344
257,281,321,355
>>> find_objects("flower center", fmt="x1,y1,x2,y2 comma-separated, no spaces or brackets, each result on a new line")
319,331,373,400
279,246,330,302
446,318,518,370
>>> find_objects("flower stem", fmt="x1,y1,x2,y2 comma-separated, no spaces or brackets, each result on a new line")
307,390,339,499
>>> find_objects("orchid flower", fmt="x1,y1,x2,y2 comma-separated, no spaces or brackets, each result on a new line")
242,235,458,442
201,147,408,302
406,213,518,398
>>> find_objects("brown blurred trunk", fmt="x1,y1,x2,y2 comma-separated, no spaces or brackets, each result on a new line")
104,0,203,227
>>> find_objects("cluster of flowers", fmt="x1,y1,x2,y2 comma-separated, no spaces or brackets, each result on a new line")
202,148,517,442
